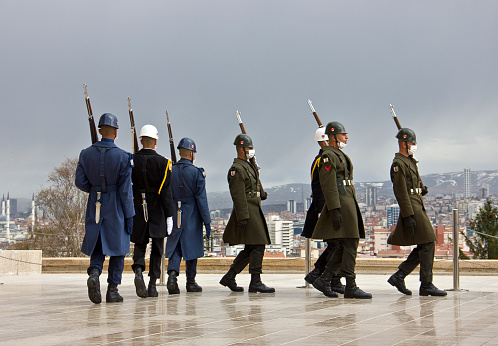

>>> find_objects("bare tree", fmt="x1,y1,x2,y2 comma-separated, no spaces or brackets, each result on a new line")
15,158,87,257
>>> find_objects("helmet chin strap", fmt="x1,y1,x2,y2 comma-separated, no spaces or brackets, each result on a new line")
405,141,411,156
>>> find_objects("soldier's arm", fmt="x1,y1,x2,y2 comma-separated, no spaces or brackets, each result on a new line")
228,167,250,221
158,159,174,218
195,168,211,225
319,154,341,210
74,152,91,193
391,161,414,217
118,154,136,219
311,158,326,211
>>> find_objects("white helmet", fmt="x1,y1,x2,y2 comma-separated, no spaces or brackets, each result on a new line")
139,124,159,139
314,127,329,142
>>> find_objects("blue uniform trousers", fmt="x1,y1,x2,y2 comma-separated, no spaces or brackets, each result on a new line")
167,241,197,278
87,234,125,285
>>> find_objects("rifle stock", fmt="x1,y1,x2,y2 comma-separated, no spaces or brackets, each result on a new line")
83,84,98,144
235,110,267,200
127,97,140,154
166,111,177,164
389,104,402,130
307,99,329,146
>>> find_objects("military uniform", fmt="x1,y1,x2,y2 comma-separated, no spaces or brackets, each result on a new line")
388,153,437,284
75,114,135,304
131,148,174,289
312,146,364,278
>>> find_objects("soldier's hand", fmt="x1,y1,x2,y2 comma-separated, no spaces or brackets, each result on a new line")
166,217,173,236
421,186,429,196
238,219,248,233
260,191,268,201
125,217,133,235
403,216,416,237
331,208,342,230
204,223,211,240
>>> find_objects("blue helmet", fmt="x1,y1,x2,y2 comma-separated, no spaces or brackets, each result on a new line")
98,113,119,129
177,137,196,152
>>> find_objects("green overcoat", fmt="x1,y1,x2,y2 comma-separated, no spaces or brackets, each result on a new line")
387,153,437,246
223,158,271,245
311,146,365,240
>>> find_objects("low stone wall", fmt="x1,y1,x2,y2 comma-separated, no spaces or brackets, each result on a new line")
40,257,498,275
0,250,43,274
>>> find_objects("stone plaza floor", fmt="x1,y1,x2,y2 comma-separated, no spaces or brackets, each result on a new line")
1,273,498,345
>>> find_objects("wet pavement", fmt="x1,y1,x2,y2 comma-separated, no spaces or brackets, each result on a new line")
1,273,498,345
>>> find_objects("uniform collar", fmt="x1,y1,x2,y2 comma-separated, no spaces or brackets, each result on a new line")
138,148,157,155
178,158,192,165
93,140,117,148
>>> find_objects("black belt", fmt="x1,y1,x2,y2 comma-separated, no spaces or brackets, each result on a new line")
91,185,117,192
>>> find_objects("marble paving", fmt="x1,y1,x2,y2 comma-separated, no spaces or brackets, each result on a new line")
1,273,498,345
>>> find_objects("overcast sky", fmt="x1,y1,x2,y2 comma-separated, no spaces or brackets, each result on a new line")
1,1,497,199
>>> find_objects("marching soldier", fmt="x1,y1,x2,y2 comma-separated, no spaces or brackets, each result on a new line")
387,128,447,296
311,122,371,299
165,138,211,294
131,125,174,298
302,128,344,294
220,134,274,293
75,113,135,304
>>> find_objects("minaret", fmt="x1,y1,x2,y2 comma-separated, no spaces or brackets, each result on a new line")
1,194,5,216
31,193,36,231
6,192,11,243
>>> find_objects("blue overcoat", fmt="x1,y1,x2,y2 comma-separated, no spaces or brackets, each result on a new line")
165,158,211,260
75,140,135,257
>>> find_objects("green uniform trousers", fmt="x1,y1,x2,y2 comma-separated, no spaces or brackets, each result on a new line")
398,241,435,283
230,244,265,274
325,238,359,279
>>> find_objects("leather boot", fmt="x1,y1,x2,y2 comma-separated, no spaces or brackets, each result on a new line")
134,267,148,298
219,268,244,292
167,271,180,294
148,277,158,297
344,278,372,299
388,269,412,295
248,273,275,293
330,275,346,294
87,268,101,304
304,267,322,284
312,270,338,297
186,277,203,292
106,283,123,303
420,282,447,296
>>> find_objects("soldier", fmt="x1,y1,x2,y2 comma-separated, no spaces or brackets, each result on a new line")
131,125,174,298
165,138,211,294
219,134,274,293
302,128,344,294
75,113,135,304
311,122,371,299
387,128,447,296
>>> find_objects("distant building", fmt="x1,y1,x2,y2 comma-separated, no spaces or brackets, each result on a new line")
366,186,377,206
480,184,489,198
286,200,297,214
304,198,311,213
386,204,400,228
266,214,294,254
464,168,471,198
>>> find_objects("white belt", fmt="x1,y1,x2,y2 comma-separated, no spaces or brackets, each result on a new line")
410,188,422,195
343,180,354,186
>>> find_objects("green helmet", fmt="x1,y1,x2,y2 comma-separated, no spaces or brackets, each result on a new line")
325,121,347,136
233,134,253,147
396,128,417,144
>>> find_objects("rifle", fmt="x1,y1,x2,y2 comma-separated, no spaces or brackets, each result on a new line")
307,99,329,146
389,104,402,130
235,110,267,200
127,97,140,154
165,111,178,164
83,84,98,144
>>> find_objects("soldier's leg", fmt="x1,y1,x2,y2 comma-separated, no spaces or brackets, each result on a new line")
132,241,149,298
186,259,202,292
419,242,446,296
248,245,274,293
106,255,125,303
398,246,422,276
87,234,105,304
305,245,332,284
166,243,182,294
312,240,343,297
326,240,345,294
230,245,252,274
341,238,371,299
147,237,164,297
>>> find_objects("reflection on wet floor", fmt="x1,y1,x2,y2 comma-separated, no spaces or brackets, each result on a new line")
1,273,498,345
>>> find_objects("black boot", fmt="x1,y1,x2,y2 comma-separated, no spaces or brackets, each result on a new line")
148,277,158,297
87,268,101,304
248,273,275,293
312,270,338,297
420,282,447,296
388,269,412,295
344,278,372,299
330,275,346,294
106,283,123,303
134,267,148,298
167,271,180,294
304,267,322,284
186,277,203,292
219,268,244,292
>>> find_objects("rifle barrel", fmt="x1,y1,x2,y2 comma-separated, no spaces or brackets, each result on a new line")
389,104,402,130
83,83,98,144
166,111,178,163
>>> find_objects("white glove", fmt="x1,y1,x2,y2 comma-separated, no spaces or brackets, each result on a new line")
167,217,173,235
